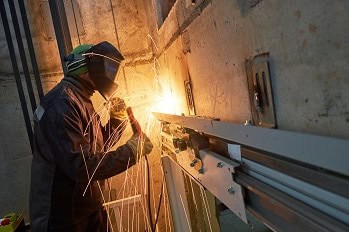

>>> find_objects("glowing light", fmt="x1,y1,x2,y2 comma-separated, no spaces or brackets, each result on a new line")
153,85,178,115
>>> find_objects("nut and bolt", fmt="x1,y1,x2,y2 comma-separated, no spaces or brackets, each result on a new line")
244,120,253,126
190,159,197,167
228,187,235,194
217,162,224,168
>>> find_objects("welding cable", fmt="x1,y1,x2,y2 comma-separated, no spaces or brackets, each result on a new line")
144,154,155,232
152,174,165,232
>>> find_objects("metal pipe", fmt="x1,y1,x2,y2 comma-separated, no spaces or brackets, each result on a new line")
0,0,33,151
8,0,37,112
17,0,44,100
48,0,73,75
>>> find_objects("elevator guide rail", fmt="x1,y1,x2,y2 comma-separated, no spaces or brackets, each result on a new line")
154,112,349,232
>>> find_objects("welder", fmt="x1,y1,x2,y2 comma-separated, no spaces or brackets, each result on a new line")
29,41,153,231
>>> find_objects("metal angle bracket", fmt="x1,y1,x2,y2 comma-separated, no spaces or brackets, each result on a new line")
176,149,248,223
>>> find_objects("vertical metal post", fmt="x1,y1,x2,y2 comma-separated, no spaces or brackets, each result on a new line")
8,0,37,112
0,0,33,151
48,0,73,75
17,0,45,100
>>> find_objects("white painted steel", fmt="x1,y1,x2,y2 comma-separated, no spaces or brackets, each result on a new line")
154,113,349,177
175,149,248,223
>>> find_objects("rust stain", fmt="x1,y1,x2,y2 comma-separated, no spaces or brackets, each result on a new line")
293,10,302,19
308,24,318,34
335,42,342,50
301,39,308,50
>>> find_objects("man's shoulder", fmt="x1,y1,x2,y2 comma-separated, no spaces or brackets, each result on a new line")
42,81,81,105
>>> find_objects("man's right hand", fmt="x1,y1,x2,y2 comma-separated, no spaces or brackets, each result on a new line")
126,133,153,158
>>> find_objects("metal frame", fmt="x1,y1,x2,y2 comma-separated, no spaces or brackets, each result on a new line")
8,0,37,112
48,0,73,74
154,113,349,177
236,173,348,232
176,149,247,223
162,155,192,232
18,0,45,100
0,0,34,150
155,112,349,231
241,159,349,224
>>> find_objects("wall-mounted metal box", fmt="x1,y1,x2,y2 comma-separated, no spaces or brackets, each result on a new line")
41,0,85,40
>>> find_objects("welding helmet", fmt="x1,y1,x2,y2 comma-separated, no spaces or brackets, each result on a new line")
65,41,124,99
85,41,125,99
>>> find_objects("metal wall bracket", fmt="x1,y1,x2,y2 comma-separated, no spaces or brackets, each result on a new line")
246,53,276,128
175,149,248,223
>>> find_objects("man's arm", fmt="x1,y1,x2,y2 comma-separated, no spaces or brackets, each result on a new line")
41,98,136,183
101,118,127,149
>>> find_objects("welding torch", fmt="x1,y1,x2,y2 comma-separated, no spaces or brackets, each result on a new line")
126,107,143,136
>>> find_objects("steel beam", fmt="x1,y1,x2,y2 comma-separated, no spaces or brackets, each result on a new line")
241,147,349,198
153,113,349,177
8,0,37,112
162,155,192,232
48,0,73,74
18,0,44,99
0,0,33,151
236,172,349,232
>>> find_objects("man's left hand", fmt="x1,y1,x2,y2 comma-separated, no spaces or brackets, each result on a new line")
109,97,127,121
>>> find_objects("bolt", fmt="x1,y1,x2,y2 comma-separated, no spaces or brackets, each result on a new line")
217,162,224,168
244,120,253,126
228,187,235,194
190,159,197,167
248,222,254,229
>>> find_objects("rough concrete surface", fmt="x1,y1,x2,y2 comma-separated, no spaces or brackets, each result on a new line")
146,0,349,138
1,0,349,229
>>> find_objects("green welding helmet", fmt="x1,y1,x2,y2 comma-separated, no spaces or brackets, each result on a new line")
85,41,124,100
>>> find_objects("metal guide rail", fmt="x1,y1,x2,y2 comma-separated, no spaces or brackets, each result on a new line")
154,112,349,232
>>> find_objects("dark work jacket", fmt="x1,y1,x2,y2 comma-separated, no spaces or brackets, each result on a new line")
29,77,135,231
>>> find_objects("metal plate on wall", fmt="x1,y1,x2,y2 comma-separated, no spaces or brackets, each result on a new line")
246,53,276,128
176,149,248,223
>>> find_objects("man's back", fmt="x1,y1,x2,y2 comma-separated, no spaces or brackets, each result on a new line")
30,78,104,230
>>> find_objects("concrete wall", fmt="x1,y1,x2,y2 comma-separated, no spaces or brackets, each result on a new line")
1,0,348,227
144,0,349,139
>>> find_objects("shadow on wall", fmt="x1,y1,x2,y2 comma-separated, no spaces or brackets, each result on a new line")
235,0,264,15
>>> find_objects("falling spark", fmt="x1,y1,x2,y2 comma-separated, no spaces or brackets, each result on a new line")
77,33,188,231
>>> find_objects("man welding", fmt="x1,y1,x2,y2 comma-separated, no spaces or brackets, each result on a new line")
29,41,153,231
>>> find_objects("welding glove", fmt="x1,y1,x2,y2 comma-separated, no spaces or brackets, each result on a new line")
127,133,153,158
109,97,127,121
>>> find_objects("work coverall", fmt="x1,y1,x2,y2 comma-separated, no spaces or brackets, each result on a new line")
30,76,136,231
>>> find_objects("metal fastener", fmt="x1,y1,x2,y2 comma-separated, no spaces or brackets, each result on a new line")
217,162,224,168
190,159,197,167
244,120,253,126
228,187,235,194
198,168,204,174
